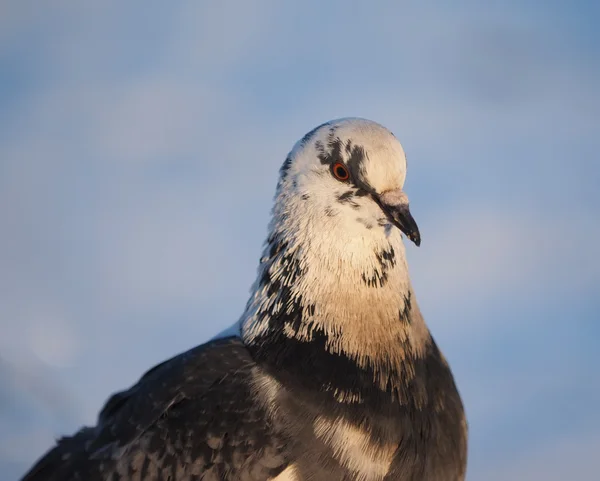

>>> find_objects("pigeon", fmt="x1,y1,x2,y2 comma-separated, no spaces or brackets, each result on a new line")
21,118,468,481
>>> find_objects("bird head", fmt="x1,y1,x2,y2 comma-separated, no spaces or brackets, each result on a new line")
274,118,420,247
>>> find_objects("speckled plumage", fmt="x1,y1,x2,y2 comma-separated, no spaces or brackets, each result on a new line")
21,118,468,481
22,338,289,481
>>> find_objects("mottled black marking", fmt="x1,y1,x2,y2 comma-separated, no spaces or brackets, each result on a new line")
300,193,310,200
260,281,305,341
361,271,387,288
356,217,373,230
346,142,367,178
259,238,291,289
399,291,412,325
257,238,308,327
281,251,304,283
314,140,323,157
378,245,396,265
344,139,354,155
279,156,293,180
300,121,330,146
324,207,337,217
337,189,361,209
346,143,378,196
315,127,343,167
362,245,396,288
262,254,304,299
337,190,355,203
269,238,289,259
317,139,343,166
260,268,273,293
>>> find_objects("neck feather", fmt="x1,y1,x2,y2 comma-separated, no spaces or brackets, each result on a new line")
241,208,433,402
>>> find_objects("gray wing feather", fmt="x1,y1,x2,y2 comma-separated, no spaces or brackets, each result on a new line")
21,338,290,481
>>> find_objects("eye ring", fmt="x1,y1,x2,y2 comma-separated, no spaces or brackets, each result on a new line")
332,162,350,181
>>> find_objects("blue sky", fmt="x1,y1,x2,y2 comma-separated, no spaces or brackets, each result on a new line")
1,1,599,480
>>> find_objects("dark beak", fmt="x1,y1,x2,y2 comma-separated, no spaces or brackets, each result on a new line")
375,197,421,246
387,204,421,246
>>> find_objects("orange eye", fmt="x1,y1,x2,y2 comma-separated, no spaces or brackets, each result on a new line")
332,162,350,181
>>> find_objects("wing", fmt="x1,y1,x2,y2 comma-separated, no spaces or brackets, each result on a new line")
21,337,290,481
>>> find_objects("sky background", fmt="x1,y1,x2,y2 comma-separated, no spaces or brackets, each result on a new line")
1,1,599,480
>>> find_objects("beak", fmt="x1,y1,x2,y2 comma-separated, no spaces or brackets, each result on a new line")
376,190,421,246
386,204,421,246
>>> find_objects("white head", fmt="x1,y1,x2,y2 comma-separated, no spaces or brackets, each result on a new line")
241,118,428,377
275,117,420,247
